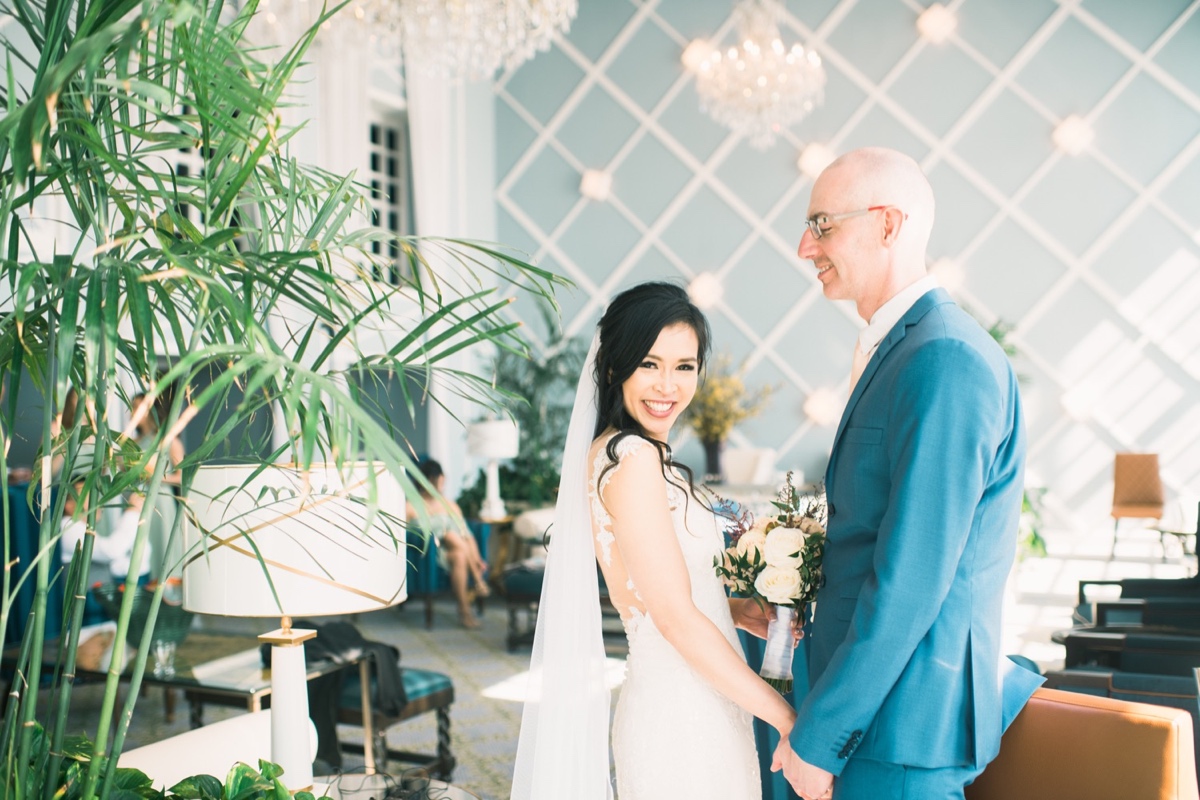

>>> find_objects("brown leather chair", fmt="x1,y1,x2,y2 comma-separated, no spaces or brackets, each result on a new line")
1112,453,1165,559
968,687,1199,800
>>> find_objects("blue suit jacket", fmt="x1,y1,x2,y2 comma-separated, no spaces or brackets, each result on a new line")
789,288,1042,776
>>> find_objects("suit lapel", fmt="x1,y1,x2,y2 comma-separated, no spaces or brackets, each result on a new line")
825,288,954,485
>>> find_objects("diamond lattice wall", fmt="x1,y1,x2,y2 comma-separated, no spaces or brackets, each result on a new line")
493,0,1200,531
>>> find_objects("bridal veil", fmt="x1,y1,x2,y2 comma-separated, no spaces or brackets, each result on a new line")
510,332,613,799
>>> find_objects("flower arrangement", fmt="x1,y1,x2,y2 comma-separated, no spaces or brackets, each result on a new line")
715,472,826,692
686,354,774,444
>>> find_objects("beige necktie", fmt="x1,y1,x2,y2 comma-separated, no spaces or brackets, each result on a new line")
849,344,872,396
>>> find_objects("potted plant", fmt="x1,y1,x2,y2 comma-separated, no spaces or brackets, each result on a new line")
683,354,773,483
457,313,586,518
985,321,1048,561
0,0,564,795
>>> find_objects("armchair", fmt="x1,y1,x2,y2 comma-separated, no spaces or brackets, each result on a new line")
967,688,1198,800
1042,665,1200,782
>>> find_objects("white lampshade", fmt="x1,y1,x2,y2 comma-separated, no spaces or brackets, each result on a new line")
467,419,520,521
467,419,520,460
182,461,408,790
182,462,408,617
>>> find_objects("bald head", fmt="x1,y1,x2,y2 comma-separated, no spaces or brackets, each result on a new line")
799,147,936,321
820,147,935,256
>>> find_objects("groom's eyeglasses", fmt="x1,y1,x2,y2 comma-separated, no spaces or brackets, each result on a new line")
805,205,905,240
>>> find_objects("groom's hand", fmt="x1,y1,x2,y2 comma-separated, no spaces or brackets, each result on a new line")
771,740,833,799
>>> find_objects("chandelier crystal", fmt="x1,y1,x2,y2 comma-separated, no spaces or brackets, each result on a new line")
694,0,826,150
346,0,578,80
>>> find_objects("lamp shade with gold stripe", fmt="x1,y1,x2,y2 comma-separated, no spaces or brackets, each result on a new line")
181,461,408,790
182,462,408,617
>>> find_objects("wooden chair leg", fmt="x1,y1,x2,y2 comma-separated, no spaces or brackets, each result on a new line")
164,687,176,723
435,706,454,781
424,593,433,630
373,724,388,773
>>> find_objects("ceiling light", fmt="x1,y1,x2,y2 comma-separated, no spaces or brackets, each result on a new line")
797,142,836,180
580,169,612,202
688,272,724,309
682,39,715,73
929,257,964,294
803,387,842,427
1053,115,1094,156
917,3,957,44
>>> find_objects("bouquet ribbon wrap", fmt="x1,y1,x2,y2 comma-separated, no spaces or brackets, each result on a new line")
760,603,796,694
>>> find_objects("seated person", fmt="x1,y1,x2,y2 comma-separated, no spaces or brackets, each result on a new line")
60,487,151,622
407,459,489,629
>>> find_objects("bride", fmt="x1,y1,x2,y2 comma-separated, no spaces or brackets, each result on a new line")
512,282,796,799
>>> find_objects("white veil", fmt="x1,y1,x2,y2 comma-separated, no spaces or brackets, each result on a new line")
511,332,613,799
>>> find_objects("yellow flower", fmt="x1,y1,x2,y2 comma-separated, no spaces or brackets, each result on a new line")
685,354,774,443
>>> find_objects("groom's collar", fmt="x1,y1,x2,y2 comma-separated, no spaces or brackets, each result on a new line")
856,275,941,358
827,285,956,476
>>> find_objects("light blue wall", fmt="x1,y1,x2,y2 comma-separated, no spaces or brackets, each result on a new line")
492,0,1200,529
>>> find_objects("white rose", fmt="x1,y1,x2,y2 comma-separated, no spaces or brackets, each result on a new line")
754,565,802,605
763,527,805,569
736,530,767,560
750,515,774,534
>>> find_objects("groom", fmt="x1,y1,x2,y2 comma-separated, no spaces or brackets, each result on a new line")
775,147,1043,800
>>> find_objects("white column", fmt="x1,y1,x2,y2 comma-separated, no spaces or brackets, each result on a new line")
407,73,497,497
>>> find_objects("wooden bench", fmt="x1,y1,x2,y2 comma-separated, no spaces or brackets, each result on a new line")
336,665,456,780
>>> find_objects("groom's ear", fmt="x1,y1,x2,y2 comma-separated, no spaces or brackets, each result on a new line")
881,206,905,245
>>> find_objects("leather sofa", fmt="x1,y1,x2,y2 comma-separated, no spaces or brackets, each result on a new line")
967,687,1199,800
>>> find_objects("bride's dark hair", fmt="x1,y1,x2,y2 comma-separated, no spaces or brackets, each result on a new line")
593,281,711,502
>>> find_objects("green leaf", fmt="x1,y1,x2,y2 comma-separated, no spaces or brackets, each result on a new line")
167,774,224,800
224,762,271,800
110,767,155,795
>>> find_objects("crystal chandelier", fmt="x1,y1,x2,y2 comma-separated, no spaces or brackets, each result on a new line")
694,0,826,149
347,0,578,80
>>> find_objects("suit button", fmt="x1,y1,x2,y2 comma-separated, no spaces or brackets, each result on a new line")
828,503,836,517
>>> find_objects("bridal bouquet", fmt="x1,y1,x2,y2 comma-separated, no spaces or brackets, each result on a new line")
714,472,826,693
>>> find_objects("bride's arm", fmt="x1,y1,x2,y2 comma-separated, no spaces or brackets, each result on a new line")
604,444,795,736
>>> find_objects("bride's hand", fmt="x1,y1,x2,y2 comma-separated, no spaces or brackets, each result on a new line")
729,597,769,639
729,598,804,643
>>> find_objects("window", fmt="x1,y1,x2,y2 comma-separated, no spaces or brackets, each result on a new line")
366,114,412,285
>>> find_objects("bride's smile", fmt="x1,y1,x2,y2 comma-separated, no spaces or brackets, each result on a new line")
620,322,699,440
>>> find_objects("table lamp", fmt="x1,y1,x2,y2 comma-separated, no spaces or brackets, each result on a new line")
466,419,519,521
182,462,408,791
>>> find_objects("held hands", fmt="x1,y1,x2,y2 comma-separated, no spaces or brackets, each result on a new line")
771,740,833,800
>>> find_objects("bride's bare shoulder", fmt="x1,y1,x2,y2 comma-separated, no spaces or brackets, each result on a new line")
589,430,658,467
590,431,665,494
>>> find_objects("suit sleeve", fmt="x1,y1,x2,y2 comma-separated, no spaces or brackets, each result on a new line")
790,336,1005,774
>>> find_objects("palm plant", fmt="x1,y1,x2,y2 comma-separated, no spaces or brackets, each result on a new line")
457,309,586,517
0,0,564,796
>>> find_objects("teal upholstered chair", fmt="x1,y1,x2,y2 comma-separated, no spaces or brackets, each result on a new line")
337,665,456,780
405,521,489,629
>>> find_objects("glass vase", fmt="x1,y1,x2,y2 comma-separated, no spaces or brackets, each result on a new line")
702,439,724,484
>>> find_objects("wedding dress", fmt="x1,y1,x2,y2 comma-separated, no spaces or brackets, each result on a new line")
592,435,761,799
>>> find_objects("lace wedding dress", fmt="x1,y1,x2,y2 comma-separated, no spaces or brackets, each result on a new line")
591,436,761,799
